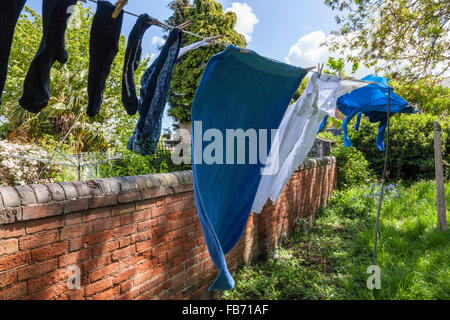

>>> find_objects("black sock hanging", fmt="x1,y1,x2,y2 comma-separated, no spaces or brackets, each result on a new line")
86,0,124,117
0,0,26,107
19,0,78,113
122,14,152,116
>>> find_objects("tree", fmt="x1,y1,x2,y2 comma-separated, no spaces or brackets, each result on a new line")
324,0,450,81
0,4,149,152
165,0,247,124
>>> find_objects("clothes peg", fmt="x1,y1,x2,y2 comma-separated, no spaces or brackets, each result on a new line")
112,0,127,19
304,66,315,74
146,17,166,28
318,63,324,78
177,20,193,30
206,35,224,45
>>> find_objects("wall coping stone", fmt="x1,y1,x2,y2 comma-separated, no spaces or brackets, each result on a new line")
0,157,335,225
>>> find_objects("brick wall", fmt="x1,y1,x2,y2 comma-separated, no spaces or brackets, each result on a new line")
0,157,337,300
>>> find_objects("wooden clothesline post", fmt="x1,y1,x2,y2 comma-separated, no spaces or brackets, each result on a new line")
434,122,447,231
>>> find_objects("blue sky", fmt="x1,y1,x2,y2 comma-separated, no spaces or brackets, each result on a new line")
25,0,371,130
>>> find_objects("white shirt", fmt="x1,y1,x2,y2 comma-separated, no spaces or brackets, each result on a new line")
252,72,341,213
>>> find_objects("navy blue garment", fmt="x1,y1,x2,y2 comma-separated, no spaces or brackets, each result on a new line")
20,0,77,113
0,0,26,107
87,0,124,117
127,28,182,156
122,14,151,116
191,45,307,290
337,75,415,151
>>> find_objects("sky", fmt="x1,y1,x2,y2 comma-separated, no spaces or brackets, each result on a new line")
25,0,373,130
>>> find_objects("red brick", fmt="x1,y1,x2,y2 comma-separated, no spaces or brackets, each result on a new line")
0,282,26,299
120,279,133,293
60,288,85,300
64,198,90,214
117,287,139,300
165,194,182,204
111,203,135,217
59,248,91,267
22,203,63,221
69,237,84,252
119,214,132,226
60,224,91,240
25,216,64,234
17,258,58,281
27,269,67,293
131,230,152,242
83,255,112,273
85,277,113,296
0,238,18,256
0,252,30,272
118,191,141,204
82,207,110,223
133,270,154,286
119,236,131,248
136,240,154,253
151,206,169,218
0,222,25,239
92,217,120,232
65,213,82,226
31,242,67,263
92,241,118,257
19,231,59,251
113,224,137,239
155,197,165,207
136,259,157,273
118,257,132,270
132,209,152,223
84,231,113,245
90,285,120,300
91,263,118,282
0,270,16,288
23,282,66,300
111,246,136,261
114,267,137,284
135,199,155,211
89,194,118,209
152,225,169,238
137,219,157,231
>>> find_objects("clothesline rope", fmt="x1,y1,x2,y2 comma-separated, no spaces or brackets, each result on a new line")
82,0,230,46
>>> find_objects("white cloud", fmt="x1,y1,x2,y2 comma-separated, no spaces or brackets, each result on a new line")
285,31,373,78
151,36,165,46
225,2,259,42
285,31,329,67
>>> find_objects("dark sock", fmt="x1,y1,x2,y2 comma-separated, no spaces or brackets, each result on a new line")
0,0,26,107
122,14,151,116
86,0,124,117
19,0,78,113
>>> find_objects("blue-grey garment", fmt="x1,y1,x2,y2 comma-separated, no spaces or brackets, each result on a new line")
122,14,152,116
127,28,182,156
191,45,307,291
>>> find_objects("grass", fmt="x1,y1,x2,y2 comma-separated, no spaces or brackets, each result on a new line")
221,180,450,300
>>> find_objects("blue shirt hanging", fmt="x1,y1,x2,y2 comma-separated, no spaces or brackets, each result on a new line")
321,75,416,151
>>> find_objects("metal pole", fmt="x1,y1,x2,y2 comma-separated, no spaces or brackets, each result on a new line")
434,122,447,231
77,153,81,182
372,86,391,268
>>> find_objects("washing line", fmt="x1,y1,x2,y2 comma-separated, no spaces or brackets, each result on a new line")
82,0,231,46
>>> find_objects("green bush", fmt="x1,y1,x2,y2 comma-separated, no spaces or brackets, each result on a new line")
95,144,191,179
330,144,374,190
349,113,449,181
